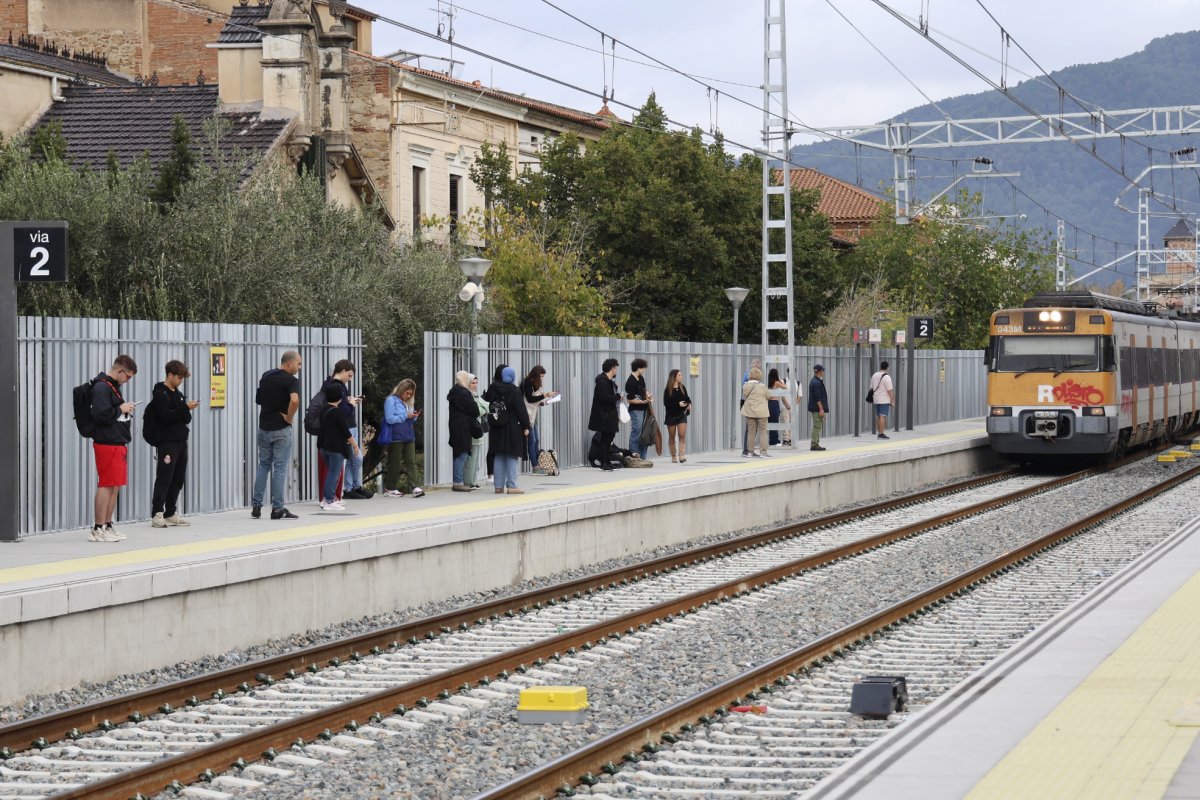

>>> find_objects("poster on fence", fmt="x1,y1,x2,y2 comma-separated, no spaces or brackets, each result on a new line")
210,346,227,408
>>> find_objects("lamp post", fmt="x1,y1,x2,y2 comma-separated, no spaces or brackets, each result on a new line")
725,287,750,451
458,256,492,376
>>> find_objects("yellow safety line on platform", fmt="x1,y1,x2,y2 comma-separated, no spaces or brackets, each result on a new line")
0,429,977,588
967,568,1200,800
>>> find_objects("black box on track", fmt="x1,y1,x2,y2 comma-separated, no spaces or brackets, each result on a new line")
850,675,908,718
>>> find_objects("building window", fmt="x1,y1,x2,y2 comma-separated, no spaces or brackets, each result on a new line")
449,174,461,239
412,166,426,237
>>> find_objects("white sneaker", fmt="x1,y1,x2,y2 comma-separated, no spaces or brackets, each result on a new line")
87,526,119,543
151,513,168,529
164,515,190,527
106,524,127,540
321,501,346,512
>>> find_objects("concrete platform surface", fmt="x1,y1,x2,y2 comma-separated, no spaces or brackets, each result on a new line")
813,495,1200,800
0,418,989,704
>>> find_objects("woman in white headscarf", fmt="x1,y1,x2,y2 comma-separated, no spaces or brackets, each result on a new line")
446,370,480,491
464,374,489,488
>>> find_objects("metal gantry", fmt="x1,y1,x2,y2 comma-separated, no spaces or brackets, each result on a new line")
761,0,797,446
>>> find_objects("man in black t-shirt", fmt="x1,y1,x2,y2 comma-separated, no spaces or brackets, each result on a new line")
251,350,302,519
625,358,652,459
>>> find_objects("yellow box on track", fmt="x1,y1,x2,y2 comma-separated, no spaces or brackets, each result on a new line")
517,686,589,712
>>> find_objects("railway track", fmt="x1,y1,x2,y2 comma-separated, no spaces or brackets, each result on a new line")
474,460,1200,800
2,456,1172,800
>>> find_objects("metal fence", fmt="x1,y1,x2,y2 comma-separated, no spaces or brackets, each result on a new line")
422,332,986,485
18,317,363,537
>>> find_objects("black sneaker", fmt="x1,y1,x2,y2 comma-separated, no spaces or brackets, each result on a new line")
355,487,375,499
251,504,261,519
810,445,826,451
270,507,299,520
343,488,367,500
878,434,890,440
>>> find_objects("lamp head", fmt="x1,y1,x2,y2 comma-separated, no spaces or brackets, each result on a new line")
724,286,750,309
459,282,483,303
458,256,492,283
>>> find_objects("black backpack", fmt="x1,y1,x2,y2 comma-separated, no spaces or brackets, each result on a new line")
72,379,98,438
487,398,509,427
142,391,162,448
303,389,327,436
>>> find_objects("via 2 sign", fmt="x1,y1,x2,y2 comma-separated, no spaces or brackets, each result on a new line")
12,223,68,283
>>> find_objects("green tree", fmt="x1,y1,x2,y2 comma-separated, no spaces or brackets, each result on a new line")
151,115,197,208
848,193,1055,349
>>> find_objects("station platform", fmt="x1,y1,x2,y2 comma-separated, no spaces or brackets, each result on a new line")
0,418,990,706
814,487,1200,800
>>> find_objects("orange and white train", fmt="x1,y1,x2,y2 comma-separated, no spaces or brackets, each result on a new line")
986,291,1200,458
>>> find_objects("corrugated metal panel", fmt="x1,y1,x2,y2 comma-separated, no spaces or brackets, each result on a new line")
422,333,985,485
18,317,362,537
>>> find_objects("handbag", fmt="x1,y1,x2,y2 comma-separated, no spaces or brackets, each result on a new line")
377,417,393,445
638,412,657,448
865,374,879,404
536,449,560,476
618,401,631,425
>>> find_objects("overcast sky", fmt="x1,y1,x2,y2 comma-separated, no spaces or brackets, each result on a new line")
353,0,1197,159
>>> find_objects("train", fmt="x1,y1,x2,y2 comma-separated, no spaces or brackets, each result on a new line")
986,291,1200,458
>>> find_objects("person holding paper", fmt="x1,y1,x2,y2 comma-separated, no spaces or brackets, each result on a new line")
521,365,560,472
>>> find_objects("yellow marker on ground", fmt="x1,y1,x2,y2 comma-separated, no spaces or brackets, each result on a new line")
517,686,589,724
1158,454,1178,463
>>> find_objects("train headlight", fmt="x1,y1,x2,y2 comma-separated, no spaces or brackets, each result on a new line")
1038,311,1050,322
990,406,1012,416
1049,310,1062,322
1083,407,1106,416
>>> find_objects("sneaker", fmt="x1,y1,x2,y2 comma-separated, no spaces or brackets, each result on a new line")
741,452,752,458
811,445,826,451
411,487,425,498
750,453,763,458
321,501,346,512
270,507,299,520
383,489,404,497
164,515,190,527
531,468,547,476
251,504,261,519
342,488,366,500
452,484,473,492
151,513,168,529
87,526,119,543
878,434,890,440
105,523,127,541
760,452,772,458
354,486,375,499
505,487,525,495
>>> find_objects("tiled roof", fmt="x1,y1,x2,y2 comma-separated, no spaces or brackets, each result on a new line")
0,40,130,86
789,167,883,223
1164,217,1196,243
216,3,271,45
356,52,610,131
34,85,290,171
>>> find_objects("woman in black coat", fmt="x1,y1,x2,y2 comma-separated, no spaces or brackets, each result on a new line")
447,370,479,491
486,366,531,494
588,358,622,470
481,363,508,478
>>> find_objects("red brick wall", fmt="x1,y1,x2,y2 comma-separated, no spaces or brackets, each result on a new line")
143,1,221,84
349,56,395,220
1,0,30,39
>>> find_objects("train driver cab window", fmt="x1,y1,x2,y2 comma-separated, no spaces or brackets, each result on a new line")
993,335,1101,373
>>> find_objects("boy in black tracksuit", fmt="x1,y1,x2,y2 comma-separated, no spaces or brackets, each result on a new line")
151,360,199,527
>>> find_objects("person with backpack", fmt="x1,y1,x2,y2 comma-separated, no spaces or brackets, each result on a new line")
625,358,653,459
485,366,531,494
380,378,423,498
317,384,361,511
447,371,480,492
147,360,199,529
251,350,302,520
588,358,622,472
310,360,369,502
82,354,138,542
482,363,508,480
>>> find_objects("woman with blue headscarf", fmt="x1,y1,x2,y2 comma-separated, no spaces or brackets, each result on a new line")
485,365,531,494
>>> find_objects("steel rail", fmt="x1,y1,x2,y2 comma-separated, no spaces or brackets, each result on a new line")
41,466,1097,800
472,461,1200,800
0,469,1023,754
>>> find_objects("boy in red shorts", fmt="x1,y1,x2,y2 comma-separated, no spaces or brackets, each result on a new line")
89,354,137,542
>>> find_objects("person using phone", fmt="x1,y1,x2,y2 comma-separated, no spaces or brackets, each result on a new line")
150,360,199,529
87,354,138,542
380,378,424,497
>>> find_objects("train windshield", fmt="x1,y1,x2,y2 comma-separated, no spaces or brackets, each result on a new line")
994,335,1101,373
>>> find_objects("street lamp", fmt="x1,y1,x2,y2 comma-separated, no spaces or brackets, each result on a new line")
725,287,749,450
458,256,492,376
